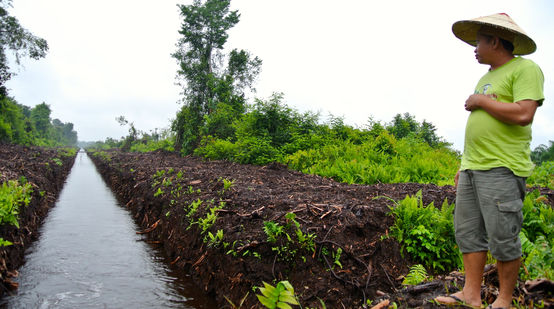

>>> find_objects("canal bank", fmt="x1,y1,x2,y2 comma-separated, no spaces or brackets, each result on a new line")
1,150,216,308
0,145,75,298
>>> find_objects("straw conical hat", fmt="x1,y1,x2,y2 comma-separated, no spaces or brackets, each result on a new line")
452,13,536,55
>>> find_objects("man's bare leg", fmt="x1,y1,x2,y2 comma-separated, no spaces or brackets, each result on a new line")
435,251,486,308
491,258,520,308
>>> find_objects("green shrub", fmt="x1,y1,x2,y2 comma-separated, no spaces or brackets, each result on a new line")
386,191,461,272
194,136,239,160
286,136,458,185
522,190,554,243
527,161,554,189
234,135,281,165
520,233,553,280
519,190,553,280
130,139,174,153
0,178,33,246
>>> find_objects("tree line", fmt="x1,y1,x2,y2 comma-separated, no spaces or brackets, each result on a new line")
0,98,77,146
0,0,77,147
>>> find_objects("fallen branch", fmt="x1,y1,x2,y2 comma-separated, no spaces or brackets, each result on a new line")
370,299,389,309
192,251,207,268
136,219,160,234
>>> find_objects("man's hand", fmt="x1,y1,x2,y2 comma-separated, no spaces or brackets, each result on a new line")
464,94,487,111
464,94,538,126
455,170,460,188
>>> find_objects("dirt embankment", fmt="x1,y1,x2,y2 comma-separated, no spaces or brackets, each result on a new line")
89,149,469,308
0,144,76,297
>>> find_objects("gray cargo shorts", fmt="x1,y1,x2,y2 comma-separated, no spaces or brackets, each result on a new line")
454,167,526,261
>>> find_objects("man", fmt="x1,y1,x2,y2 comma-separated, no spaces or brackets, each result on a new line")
435,13,544,309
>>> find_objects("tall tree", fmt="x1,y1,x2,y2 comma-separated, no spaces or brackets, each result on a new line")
0,95,27,143
172,0,261,154
531,141,554,164
0,0,48,96
30,102,51,139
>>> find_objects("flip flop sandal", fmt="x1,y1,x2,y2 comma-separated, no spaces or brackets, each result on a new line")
435,294,465,306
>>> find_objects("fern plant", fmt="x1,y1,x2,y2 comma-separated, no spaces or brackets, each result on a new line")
402,264,428,285
256,281,299,309
386,190,461,272
264,221,285,243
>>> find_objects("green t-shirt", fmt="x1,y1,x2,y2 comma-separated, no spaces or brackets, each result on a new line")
460,57,545,177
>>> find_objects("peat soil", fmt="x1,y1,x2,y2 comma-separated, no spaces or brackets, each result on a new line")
89,149,553,308
0,144,75,298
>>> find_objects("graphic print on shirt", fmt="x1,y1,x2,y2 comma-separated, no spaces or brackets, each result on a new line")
477,83,498,100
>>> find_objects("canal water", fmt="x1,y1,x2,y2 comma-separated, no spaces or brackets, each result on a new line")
0,151,216,308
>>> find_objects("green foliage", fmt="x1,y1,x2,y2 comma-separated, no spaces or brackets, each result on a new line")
263,221,285,243
386,113,447,148
206,229,224,248
386,191,461,272
0,178,33,246
171,0,261,154
256,281,299,309
287,134,458,186
332,247,343,269
519,190,554,280
0,96,77,146
235,93,320,150
234,134,281,165
57,147,77,157
194,136,239,160
195,200,225,234
86,120,175,153
185,198,203,221
520,233,553,280
402,264,428,285
262,213,316,264
153,187,164,197
521,190,554,243
90,150,112,162
0,96,32,144
191,92,459,186
221,177,235,193
527,161,554,190
286,212,316,253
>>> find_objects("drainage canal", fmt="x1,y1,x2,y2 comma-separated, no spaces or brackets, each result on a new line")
0,151,217,308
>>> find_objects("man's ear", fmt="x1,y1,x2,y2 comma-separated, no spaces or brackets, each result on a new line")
492,36,501,49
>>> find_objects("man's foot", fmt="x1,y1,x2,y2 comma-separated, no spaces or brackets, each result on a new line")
486,301,510,309
434,291,481,308
435,294,464,305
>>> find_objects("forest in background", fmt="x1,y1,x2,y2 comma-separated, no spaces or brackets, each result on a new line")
0,98,78,146
0,0,77,147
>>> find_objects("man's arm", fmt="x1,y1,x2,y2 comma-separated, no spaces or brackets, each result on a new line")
465,94,539,126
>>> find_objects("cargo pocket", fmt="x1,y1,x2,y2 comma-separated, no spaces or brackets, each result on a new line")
497,199,523,239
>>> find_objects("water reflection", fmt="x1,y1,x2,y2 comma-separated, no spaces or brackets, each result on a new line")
1,152,215,308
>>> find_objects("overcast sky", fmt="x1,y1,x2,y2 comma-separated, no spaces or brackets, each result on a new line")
5,0,554,151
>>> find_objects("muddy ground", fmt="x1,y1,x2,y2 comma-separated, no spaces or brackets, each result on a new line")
0,144,75,297
88,149,553,308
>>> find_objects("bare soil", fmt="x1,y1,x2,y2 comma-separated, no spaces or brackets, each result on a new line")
88,149,553,308
0,144,75,297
